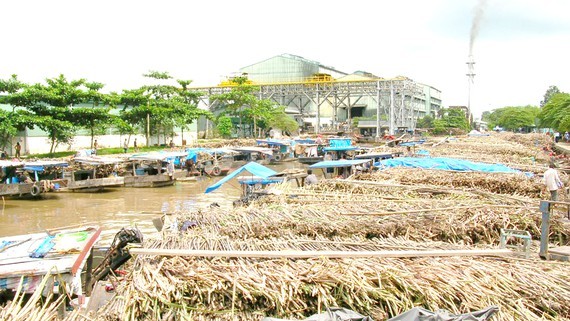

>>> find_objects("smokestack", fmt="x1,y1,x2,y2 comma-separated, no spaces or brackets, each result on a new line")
467,0,487,122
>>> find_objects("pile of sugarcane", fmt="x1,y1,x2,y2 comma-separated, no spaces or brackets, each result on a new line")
353,168,548,198
406,133,552,168
67,234,570,321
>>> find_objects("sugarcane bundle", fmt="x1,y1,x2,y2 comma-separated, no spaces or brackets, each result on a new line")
352,169,546,199
84,235,570,321
158,195,569,246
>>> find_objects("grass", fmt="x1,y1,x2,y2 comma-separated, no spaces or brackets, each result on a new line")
25,145,173,159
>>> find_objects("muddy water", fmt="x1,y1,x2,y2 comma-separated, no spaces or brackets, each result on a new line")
0,162,304,244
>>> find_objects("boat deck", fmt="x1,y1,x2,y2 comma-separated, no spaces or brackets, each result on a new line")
0,226,101,294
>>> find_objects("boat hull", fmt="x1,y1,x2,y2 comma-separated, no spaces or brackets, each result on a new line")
123,175,175,188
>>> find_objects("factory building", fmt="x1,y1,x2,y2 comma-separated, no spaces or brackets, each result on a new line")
233,53,442,135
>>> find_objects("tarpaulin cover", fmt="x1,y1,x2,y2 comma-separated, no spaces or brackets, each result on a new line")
262,307,372,321
310,159,371,169
387,306,499,321
324,138,358,152
205,162,277,194
375,157,522,174
261,306,498,321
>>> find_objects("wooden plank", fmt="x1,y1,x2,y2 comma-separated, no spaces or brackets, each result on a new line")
549,246,570,256
129,248,511,259
71,227,102,275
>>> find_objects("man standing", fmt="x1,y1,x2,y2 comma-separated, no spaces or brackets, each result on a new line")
123,139,128,153
14,142,21,159
544,162,563,201
134,138,138,152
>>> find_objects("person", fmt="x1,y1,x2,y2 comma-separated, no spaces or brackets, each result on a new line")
315,135,323,145
123,139,128,153
166,160,175,177
134,138,138,152
305,169,318,185
0,150,7,160
14,142,21,159
93,139,98,155
185,157,196,176
169,139,175,149
544,162,563,201
405,146,414,157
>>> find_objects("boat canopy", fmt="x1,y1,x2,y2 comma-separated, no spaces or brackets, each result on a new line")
0,160,24,168
309,159,371,169
256,139,293,147
230,147,274,156
323,138,358,152
354,152,393,160
399,140,426,147
205,161,277,194
129,151,188,162
23,160,69,172
74,156,124,165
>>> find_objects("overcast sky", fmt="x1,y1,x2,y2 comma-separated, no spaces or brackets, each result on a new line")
1,0,569,118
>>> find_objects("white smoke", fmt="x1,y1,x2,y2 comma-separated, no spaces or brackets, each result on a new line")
469,0,488,56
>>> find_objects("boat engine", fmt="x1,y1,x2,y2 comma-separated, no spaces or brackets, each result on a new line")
90,227,143,288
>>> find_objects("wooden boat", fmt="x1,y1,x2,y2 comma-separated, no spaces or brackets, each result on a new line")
1,160,68,198
0,225,101,296
123,152,186,188
309,159,373,179
256,139,295,163
229,147,273,166
66,156,125,192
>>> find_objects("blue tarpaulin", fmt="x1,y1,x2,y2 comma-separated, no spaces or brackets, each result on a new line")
310,159,371,169
324,138,358,152
205,162,277,194
375,157,523,174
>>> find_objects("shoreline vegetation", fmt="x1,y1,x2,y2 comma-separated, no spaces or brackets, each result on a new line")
2,132,570,321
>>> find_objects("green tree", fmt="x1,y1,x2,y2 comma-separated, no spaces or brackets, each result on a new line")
538,93,570,131
416,115,434,129
9,75,88,153
267,106,299,134
484,106,540,131
215,116,233,138
432,108,469,134
211,76,289,137
540,85,561,107
119,71,210,146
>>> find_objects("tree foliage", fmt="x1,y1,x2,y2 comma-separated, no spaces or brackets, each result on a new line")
119,71,211,146
211,76,294,137
483,105,540,131
432,108,470,134
416,115,434,129
540,85,561,107
538,93,570,131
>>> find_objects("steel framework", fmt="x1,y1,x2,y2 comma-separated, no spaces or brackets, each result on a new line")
192,79,424,136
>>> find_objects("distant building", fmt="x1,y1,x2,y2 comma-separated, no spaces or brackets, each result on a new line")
234,53,443,135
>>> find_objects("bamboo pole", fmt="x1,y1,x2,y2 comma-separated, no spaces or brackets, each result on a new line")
342,204,530,216
129,248,511,259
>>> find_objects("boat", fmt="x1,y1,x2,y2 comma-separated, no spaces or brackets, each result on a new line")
66,156,125,192
229,147,273,166
123,152,186,188
1,160,68,198
309,159,373,179
0,225,101,297
255,139,295,163
354,151,394,163
183,148,234,178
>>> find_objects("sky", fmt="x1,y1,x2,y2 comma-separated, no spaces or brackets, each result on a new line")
1,0,569,119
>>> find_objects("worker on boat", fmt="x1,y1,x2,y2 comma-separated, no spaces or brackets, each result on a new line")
305,169,318,186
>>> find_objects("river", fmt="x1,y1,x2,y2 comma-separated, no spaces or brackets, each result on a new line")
0,162,304,244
